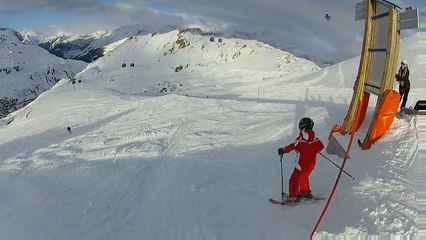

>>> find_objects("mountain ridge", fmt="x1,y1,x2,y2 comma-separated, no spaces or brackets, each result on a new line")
30,24,334,67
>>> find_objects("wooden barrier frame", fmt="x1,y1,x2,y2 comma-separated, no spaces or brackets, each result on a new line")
338,0,402,149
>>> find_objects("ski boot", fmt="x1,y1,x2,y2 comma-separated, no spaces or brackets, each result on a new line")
299,191,313,199
285,197,299,203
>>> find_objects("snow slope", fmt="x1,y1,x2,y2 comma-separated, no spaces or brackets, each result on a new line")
0,30,425,239
79,30,318,96
0,28,87,118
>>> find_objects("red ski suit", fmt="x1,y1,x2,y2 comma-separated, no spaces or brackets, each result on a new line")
283,129,324,198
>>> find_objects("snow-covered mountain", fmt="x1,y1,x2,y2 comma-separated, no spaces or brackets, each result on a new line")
0,28,87,118
76,29,319,96
38,31,108,62
36,24,334,67
38,24,162,63
1,28,425,239
228,29,336,67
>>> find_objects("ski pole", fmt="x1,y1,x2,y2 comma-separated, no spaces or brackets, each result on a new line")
279,155,285,202
319,152,355,181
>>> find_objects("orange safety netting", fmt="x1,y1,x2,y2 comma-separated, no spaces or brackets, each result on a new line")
363,89,399,149
327,91,370,139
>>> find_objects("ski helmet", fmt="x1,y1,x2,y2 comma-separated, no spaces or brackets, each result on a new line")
299,117,314,131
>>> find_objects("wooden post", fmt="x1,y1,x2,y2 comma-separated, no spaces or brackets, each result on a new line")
342,0,374,134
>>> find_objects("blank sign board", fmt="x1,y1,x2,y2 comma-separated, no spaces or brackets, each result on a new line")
364,2,391,95
421,18,426,28
399,8,420,30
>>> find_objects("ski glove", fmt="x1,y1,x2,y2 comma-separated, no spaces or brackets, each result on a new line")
278,148,283,156
283,146,292,154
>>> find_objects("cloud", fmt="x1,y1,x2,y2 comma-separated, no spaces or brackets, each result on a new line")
2,0,425,62
0,0,114,14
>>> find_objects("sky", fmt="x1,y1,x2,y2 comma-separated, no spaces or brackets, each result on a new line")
0,0,425,62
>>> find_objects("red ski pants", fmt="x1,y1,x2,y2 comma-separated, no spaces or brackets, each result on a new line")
289,165,315,198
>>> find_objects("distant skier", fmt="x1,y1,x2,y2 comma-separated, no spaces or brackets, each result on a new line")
278,117,324,202
67,126,72,134
325,13,331,21
395,60,410,111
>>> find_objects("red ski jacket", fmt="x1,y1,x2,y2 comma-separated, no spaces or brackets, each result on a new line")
283,129,324,170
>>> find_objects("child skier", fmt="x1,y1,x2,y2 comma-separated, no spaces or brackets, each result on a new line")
278,117,324,202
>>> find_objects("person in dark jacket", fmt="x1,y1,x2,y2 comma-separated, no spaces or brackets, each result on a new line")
395,60,410,110
278,117,324,202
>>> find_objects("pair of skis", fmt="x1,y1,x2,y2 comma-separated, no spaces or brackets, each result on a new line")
269,193,325,206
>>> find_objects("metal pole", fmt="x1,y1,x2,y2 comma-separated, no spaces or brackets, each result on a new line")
280,155,284,202
319,152,355,180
